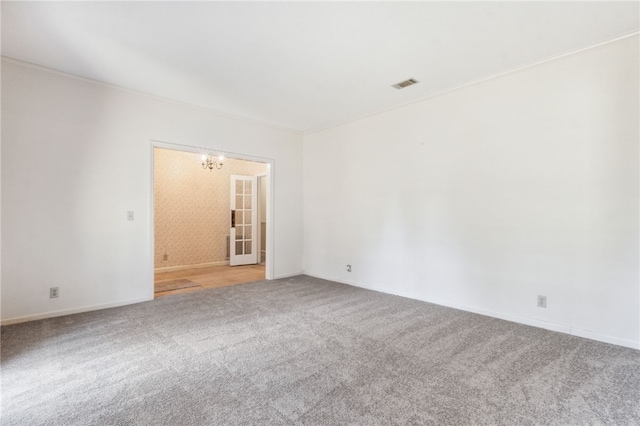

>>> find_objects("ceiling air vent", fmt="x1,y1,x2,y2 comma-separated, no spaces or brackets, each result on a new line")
392,78,419,90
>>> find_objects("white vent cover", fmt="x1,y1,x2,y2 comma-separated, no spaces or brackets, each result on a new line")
392,78,419,89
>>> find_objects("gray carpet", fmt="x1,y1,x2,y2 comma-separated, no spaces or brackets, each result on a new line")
2,275,639,425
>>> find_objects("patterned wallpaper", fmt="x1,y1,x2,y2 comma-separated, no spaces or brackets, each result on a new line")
154,148,267,268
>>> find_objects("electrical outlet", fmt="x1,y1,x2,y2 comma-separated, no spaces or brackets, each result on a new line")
537,295,547,308
50,287,59,299
346,264,352,272
127,211,134,221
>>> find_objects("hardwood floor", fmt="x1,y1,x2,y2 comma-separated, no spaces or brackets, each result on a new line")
154,264,265,298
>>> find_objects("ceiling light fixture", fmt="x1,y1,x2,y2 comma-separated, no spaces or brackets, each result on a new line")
201,154,224,171
392,78,419,89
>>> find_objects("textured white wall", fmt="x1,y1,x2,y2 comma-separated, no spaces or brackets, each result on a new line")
1,59,303,322
303,36,639,348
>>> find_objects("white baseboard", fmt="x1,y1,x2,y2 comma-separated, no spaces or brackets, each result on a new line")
154,260,229,273
426,297,639,350
302,272,640,350
1,296,153,326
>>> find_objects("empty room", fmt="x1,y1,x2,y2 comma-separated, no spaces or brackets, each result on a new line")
1,2,639,425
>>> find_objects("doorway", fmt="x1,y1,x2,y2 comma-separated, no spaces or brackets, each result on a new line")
151,144,272,298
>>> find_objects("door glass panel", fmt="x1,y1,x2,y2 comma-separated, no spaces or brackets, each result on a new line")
230,175,257,266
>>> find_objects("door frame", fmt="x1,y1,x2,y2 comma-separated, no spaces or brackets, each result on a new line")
256,173,267,265
149,139,275,298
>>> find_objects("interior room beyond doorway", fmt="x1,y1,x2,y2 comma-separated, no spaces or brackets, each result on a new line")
153,147,268,297
154,264,265,298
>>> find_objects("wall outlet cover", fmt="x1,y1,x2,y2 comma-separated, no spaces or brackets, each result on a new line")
537,295,547,308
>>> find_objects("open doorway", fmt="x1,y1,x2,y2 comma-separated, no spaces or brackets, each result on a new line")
152,146,270,298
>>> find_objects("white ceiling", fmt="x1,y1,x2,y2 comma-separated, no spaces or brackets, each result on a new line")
2,2,638,133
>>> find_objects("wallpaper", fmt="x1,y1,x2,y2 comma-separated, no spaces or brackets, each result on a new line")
154,148,267,269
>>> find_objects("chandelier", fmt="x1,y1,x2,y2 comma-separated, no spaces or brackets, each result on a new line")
201,154,224,171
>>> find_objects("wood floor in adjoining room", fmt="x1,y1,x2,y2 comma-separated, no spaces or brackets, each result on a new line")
154,264,265,298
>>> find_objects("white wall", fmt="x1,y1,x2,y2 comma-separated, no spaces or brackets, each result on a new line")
1,59,303,323
303,36,639,349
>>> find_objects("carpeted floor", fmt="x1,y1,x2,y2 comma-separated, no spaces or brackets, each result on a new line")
2,275,639,425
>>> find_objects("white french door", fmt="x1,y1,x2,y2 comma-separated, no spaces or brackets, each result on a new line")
230,175,258,266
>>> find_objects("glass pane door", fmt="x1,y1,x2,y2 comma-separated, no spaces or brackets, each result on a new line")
230,175,258,266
